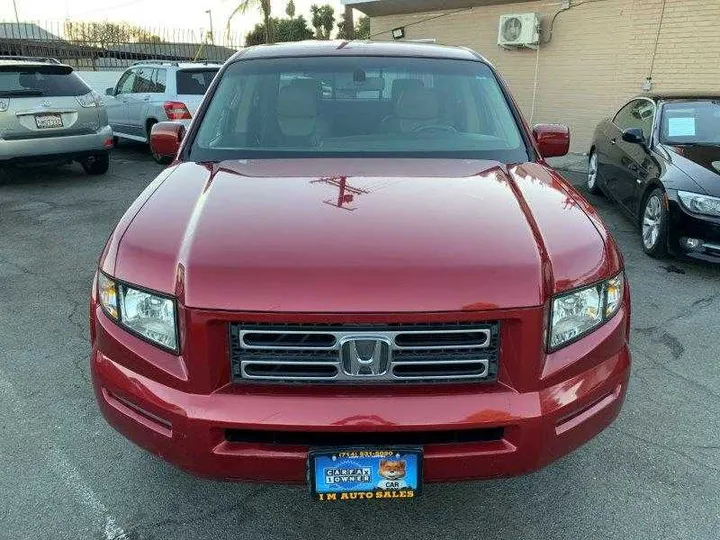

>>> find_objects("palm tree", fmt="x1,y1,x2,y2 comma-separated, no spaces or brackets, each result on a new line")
228,0,273,45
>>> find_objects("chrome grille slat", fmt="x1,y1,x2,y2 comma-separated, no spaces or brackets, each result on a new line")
240,330,337,350
230,323,499,384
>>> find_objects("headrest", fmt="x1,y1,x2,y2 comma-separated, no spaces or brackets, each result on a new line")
278,79,319,118
391,78,423,103
396,86,439,120
277,79,320,137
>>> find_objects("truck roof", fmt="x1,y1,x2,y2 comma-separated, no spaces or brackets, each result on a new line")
233,40,487,63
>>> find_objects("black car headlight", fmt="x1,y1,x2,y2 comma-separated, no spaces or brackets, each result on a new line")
677,191,720,218
98,273,178,352
548,273,625,350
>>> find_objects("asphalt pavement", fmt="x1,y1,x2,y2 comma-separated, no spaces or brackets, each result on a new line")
0,144,718,540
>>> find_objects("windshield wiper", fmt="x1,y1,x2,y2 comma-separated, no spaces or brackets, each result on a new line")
0,89,46,97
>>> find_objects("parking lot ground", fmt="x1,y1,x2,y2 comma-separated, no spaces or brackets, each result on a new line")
1,146,719,540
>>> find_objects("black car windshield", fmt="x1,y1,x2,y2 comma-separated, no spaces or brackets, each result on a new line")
0,65,90,97
660,100,720,145
190,56,528,161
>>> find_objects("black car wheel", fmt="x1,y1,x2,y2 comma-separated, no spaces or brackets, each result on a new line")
641,188,669,258
80,152,110,175
587,150,602,194
152,152,173,165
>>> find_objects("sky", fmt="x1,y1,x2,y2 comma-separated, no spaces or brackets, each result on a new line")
1,0,346,43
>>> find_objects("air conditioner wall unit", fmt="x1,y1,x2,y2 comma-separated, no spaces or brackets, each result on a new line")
498,13,540,49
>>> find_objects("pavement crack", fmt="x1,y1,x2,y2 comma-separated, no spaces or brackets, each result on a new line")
691,291,720,310
657,331,684,359
4,259,78,299
633,328,684,359
67,299,90,343
662,291,720,326
4,259,90,343
631,346,720,399
611,426,720,473
72,355,91,384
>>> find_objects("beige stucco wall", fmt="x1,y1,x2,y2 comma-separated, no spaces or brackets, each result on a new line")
369,0,720,152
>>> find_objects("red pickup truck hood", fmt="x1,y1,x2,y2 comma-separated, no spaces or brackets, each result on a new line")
107,159,617,312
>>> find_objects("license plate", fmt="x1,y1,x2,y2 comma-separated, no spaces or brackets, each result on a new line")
35,114,63,129
309,447,422,502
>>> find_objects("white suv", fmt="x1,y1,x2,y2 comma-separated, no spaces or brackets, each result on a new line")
105,61,220,163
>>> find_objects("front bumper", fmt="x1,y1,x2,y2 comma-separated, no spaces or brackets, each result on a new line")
667,196,720,262
0,125,113,162
91,304,631,484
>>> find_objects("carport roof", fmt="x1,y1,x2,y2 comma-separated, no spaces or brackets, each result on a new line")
342,0,534,17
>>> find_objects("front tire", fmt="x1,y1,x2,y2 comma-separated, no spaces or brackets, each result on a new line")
80,152,110,175
641,188,669,259
587,150,601,194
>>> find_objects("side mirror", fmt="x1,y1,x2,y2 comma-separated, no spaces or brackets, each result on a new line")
150,122,186,162
532,123,570,158
622,128,645,145
105,87,115,96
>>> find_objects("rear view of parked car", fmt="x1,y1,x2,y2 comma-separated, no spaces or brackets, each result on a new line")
0,56,113,174
105,61,219,163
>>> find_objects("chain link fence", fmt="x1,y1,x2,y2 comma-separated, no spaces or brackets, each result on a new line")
0,21,244,70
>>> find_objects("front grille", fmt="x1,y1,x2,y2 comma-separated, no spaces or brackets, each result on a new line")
225,427,505,446
229,322,499,383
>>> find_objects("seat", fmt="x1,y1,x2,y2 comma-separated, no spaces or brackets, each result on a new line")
391,78,423,105
264,78,323,147
382,79,424,133
395,86,441,134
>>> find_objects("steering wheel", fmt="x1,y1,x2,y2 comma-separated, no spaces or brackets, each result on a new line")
412,124,458,133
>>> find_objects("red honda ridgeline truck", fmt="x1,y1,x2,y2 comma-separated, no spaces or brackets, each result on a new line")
90,41,630,499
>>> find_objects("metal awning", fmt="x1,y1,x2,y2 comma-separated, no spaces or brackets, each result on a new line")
342,0,535,17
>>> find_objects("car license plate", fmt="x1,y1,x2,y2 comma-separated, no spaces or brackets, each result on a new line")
309,447,422,501
35,114,63,129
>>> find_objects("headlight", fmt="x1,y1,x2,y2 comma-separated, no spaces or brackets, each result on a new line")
97,273,178,351
678,191,720,218
549,272,625,350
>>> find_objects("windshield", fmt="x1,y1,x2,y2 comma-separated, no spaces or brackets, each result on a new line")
190,56,528,161
176,69,219,95
0,65,91,97
660,100,720,145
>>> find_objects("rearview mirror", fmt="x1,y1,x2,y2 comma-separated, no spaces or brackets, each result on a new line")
150,122,186,163
105,87,115,96
621,128,645,145
532,123,570,158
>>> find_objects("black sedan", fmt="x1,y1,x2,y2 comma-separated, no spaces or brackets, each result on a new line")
589,93,720,262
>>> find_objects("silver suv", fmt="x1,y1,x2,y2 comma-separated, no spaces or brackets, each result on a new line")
0,56,113,174
105,61,220,163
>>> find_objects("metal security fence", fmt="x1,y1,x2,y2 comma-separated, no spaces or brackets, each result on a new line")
0,21,243,70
